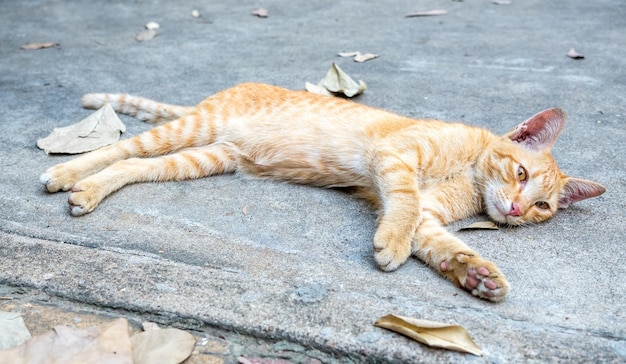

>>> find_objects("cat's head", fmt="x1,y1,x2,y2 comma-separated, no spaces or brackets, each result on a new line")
478,108,605,226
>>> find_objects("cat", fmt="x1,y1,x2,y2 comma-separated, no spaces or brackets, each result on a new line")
40,83,606,302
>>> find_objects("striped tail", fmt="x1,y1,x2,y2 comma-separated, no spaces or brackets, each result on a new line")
81,93,195,123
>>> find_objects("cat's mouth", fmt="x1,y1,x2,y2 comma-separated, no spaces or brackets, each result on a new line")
486,199,523,226
490,204,510,224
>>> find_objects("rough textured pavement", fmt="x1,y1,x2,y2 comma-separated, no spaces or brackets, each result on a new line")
1,0,625,362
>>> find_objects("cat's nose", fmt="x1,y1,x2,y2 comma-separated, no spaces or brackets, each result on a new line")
509,202,523,217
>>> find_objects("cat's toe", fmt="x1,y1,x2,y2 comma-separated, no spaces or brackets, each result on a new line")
67,183,100,216
444,254,509,302
466,265,508,302
464,267,505,301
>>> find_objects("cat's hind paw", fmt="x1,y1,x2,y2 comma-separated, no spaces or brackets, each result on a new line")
441,253,509,302
40,171,76,193
67,181,103,216
40,163,83,193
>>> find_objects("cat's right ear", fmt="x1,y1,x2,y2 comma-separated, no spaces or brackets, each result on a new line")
506,108,566,151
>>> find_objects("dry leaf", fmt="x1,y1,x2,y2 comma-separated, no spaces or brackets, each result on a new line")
242,204,249,216
405,9,448,17
306,63,367,98
459,221,499,231
135,29,156,42
374,314,482,356
305,82,333,96
20,42,59,50
0,312,31,350
321,63,367,97
0,318,133,363
145,21,160,30
130,328,196,364
491,0,512,4
338,51,379,63
354,53,379,63
338,51,360,58
566,48,584,59
37,104,126,154
252,8,269,18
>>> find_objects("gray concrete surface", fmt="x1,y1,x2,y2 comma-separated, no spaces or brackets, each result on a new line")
1,0,625,362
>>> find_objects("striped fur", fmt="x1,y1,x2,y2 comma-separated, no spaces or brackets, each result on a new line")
40,83,605,302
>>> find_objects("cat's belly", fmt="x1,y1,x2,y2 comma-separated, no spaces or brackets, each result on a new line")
237,150,371,188
228,136,371,188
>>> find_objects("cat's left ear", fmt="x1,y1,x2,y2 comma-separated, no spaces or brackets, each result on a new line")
506,108,566,151
558,177,606,208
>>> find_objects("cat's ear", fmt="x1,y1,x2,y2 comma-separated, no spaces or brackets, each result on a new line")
506,108,566,151
558,177,606,208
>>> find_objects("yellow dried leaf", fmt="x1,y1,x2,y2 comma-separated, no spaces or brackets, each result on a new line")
145,21,160,30
405,9,448,17
320,63,367,97
338,51,379,63
354,53,379,63
37,104,126,154
252,8,269,18
306,63,366,97
20,42,59,50
0,318,133,363
135,29,156,42
374,314,482,356
305,82,332,96
566,48,584,60
130,328,196,364
338,51,360,58
458,221,499,231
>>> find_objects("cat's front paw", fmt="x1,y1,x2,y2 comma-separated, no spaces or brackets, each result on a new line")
373,229,412,272
40,164,81,193
67,180,103,216
441,253,509,302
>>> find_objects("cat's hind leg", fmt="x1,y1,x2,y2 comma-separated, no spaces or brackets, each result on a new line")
412,215,510,302
67,144,235,215
41,112,216,193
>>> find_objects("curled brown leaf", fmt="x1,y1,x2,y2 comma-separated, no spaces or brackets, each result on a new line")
374,314,483,356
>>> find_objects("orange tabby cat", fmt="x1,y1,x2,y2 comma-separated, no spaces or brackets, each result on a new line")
40,83,605,302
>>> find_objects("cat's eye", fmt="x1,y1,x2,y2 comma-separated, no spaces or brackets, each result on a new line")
517,166,528,183
535,201,550,210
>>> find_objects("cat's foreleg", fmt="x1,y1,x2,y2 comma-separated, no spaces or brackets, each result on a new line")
411,215,510,302
370,151,422,271
66,144,235,215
